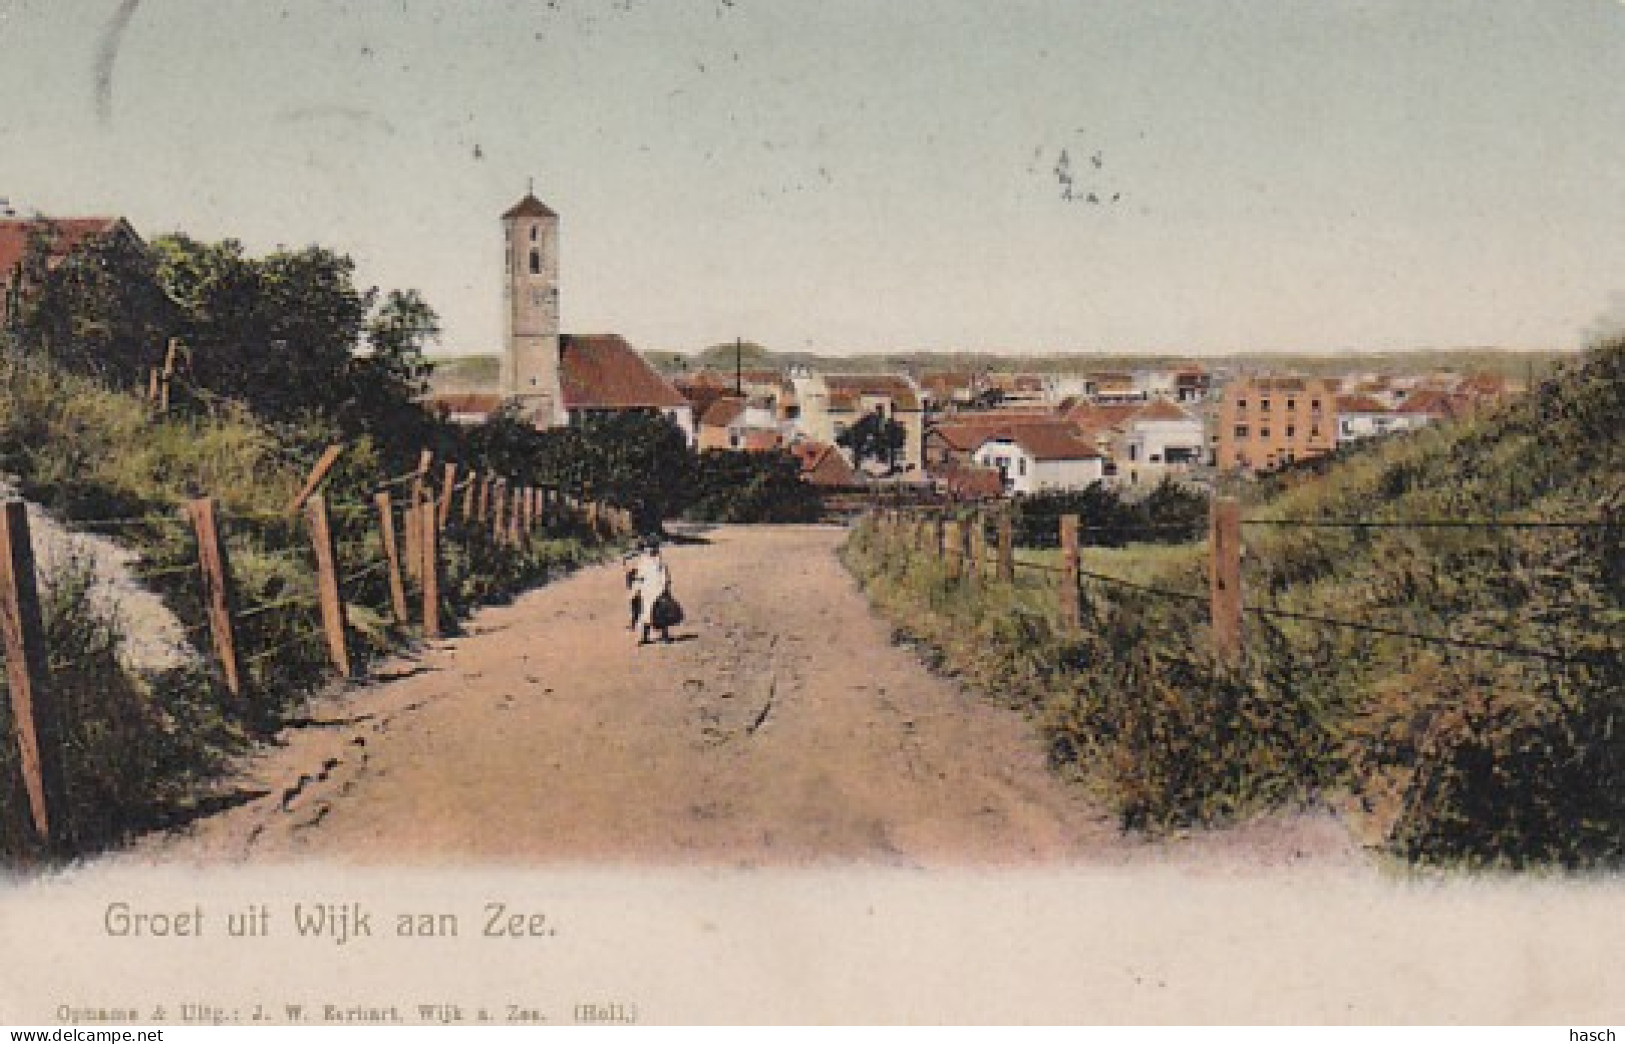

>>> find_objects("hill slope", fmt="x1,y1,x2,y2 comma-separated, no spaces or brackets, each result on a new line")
845,340,1624,868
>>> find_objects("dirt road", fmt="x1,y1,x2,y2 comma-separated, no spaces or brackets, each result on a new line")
138,525,1359,868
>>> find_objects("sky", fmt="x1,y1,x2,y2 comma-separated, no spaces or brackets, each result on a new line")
4,0,1625,357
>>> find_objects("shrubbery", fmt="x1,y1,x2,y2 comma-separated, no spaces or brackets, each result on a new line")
1010,477,1207,548
683,450,823,524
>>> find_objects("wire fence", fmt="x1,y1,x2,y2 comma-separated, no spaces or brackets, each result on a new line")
2,441,643,849
868,501,1617,668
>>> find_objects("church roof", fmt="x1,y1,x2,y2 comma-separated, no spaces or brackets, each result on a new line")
560,334,687,410
502,193,558,220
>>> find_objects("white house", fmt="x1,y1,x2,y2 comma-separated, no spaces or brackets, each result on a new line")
1334,393,1419,447
972,424,1105,496
1116,399,1206,487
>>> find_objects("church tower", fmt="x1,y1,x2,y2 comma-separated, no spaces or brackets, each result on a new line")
501,189,564,427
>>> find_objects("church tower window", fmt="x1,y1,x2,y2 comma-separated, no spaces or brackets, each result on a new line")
529,248,541,274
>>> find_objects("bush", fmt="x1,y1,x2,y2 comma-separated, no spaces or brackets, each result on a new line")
1012,478,1206,549
684,450,823,523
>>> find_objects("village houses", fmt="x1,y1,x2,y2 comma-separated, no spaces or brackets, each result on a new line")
785,369,926,474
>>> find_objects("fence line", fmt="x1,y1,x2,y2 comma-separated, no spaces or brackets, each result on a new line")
1240,603,1602,665
0,444,637,852
1242,518,1617,531
867,501,1612,668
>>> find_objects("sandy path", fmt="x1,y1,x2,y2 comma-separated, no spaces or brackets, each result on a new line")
134,525,1361,869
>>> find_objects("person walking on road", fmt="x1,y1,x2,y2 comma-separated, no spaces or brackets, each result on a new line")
630,539,675,645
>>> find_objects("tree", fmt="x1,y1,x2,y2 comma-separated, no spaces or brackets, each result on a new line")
502,411,694,533
837,411,906,473
346,288,441,453
151,235,375,423
685,450,823,523
147,235,454,466
9,222,175,386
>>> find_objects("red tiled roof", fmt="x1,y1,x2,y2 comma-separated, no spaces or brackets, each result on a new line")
1132,400,1196,423
790,441,861,487
1396,389,1467,418
0,217,129,281
824,375,921,411
699,396,747,428
928,414,1063,451
677,382,733,422
980,423,1101,461
741,430,782,452
501,193,557,220
928,421,1013,452
937,465,1004,499
1063,401,1142,431
560,334,687,410
1336,394,1389,414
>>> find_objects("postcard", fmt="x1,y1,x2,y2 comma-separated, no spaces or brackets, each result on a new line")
1,0,1623,1027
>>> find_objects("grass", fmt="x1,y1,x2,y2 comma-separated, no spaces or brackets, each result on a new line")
845,341,1625,867
0,349,625,864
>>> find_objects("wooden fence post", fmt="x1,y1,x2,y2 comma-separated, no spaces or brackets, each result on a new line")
0,501,65,849
997,512,1015,582
374,490,410,626
462,470,479,523
438,461,458,531
286,444,345,517
944,519,963,581
491,479,508,546
188,497,243,700
305,494,352,677
965,513,981,583
403,488,423,582
1210,497,1244,662
420,499,441,640
410,449,434,510
477,473,492,523
509,488,524,547
1059,514,1081,632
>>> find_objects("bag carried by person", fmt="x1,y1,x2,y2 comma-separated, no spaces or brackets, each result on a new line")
651,589,684,629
